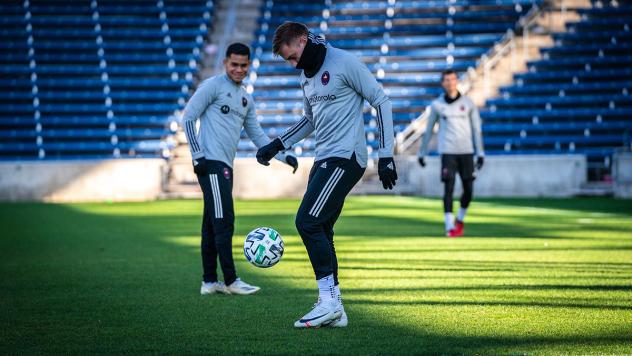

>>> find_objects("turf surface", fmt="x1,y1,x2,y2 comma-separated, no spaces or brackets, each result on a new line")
1,196,632,354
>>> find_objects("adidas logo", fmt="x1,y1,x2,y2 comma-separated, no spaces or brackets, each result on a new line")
387,162,394,170
320,162,327,169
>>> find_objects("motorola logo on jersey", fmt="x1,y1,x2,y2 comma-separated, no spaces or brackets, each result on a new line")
242,97,248,107
321,71,330,85
308,94,337,104
221,105,230,114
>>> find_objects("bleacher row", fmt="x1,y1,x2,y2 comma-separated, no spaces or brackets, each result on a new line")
1,0,629,182
240,0,541,156
483,2,632,179
0,0,213,159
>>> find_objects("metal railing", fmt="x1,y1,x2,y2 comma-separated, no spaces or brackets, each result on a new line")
395,2,547,155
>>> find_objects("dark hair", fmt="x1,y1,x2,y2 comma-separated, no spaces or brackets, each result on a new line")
226,43,250,59
272,21,309,56
441,69,457,80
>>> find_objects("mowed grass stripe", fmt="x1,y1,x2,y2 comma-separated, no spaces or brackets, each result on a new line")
1,197,631,354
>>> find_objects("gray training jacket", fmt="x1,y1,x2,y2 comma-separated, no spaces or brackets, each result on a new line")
278,44,394,168
182,74,287,167
418,94,484,158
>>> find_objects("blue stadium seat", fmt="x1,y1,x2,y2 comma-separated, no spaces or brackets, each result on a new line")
246,0,539,157
0,0,213,160
483,3,632,180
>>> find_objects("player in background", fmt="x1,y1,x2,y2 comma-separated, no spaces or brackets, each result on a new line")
256,22,398,328
418,69,485,237
182,43,298,296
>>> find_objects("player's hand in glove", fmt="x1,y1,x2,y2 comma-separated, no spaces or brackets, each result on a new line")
285,155,298,174
256,138,284,166
378,157,398,190
418,157,426,167
193,157,207,176
476,156,484,170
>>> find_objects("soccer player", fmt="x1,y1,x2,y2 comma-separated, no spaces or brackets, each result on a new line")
256,22,398,328
182,43,298,296
417,69,485,237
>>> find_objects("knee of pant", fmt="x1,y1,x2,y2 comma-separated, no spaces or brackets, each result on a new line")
201,236,213,248
215,234,233,249
212,218,234,236
295,213,320,238
462,179,473,195
462,179,473,192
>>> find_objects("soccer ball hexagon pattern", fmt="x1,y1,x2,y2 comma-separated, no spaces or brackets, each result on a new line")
244,227,284,268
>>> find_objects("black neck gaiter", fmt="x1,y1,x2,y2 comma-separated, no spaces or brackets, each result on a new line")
296,32,327,78
444,91,461,104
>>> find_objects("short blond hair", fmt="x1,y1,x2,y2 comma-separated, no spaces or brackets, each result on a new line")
272,21,308,56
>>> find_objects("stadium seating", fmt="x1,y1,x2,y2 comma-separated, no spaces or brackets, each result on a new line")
482,1,632,180
244,0,541,157
0,0,213,159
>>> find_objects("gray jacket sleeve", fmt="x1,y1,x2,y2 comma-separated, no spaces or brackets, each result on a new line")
279,94,315,149
181,79,216,160
244,101,288,163
469,103,485,157
418,104,439,158
343,55,394,158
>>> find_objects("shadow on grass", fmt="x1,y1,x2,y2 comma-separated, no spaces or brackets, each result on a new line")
347,284,632,293
349,297,632,311
478,197,632,216
1,200,631,354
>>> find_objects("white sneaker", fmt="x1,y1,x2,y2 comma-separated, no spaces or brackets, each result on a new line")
226,278,260,295
325,304,348,328
200,281,227,295
294,299,342,328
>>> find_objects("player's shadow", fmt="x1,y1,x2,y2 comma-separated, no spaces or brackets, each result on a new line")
348,297,632,311
346,283,632,293
339,259,632,270
4,201,631,354
479,197,632,216
332,214,631,239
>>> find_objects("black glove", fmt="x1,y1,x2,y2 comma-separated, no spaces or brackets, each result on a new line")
256,138,284,166
476,156,484,170
418,157,426,167
285,155,298,174
193,157,207,176
378,157,398,190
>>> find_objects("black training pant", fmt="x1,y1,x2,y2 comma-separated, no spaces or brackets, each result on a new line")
441,153,475,213
196,159,237,285
295,154,365,285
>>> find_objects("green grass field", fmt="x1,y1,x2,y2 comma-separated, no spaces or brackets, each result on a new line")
2,196,632,355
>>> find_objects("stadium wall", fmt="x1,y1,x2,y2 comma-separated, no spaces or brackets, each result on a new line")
396,155,587,197
0,159,165,202
232,158,311,199
614,152,632,198
0,155,588,201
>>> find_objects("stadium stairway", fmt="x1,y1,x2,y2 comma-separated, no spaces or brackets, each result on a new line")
162,0,264,198
481,0,632,189
214,0,544,195
243,0,543,165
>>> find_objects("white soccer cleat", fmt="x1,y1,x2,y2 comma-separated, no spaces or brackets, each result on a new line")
294,299,342,328
226,278,260,295
325,304,348,328
200,281,227,295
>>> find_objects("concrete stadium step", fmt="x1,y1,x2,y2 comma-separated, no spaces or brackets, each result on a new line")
575,182,614,197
